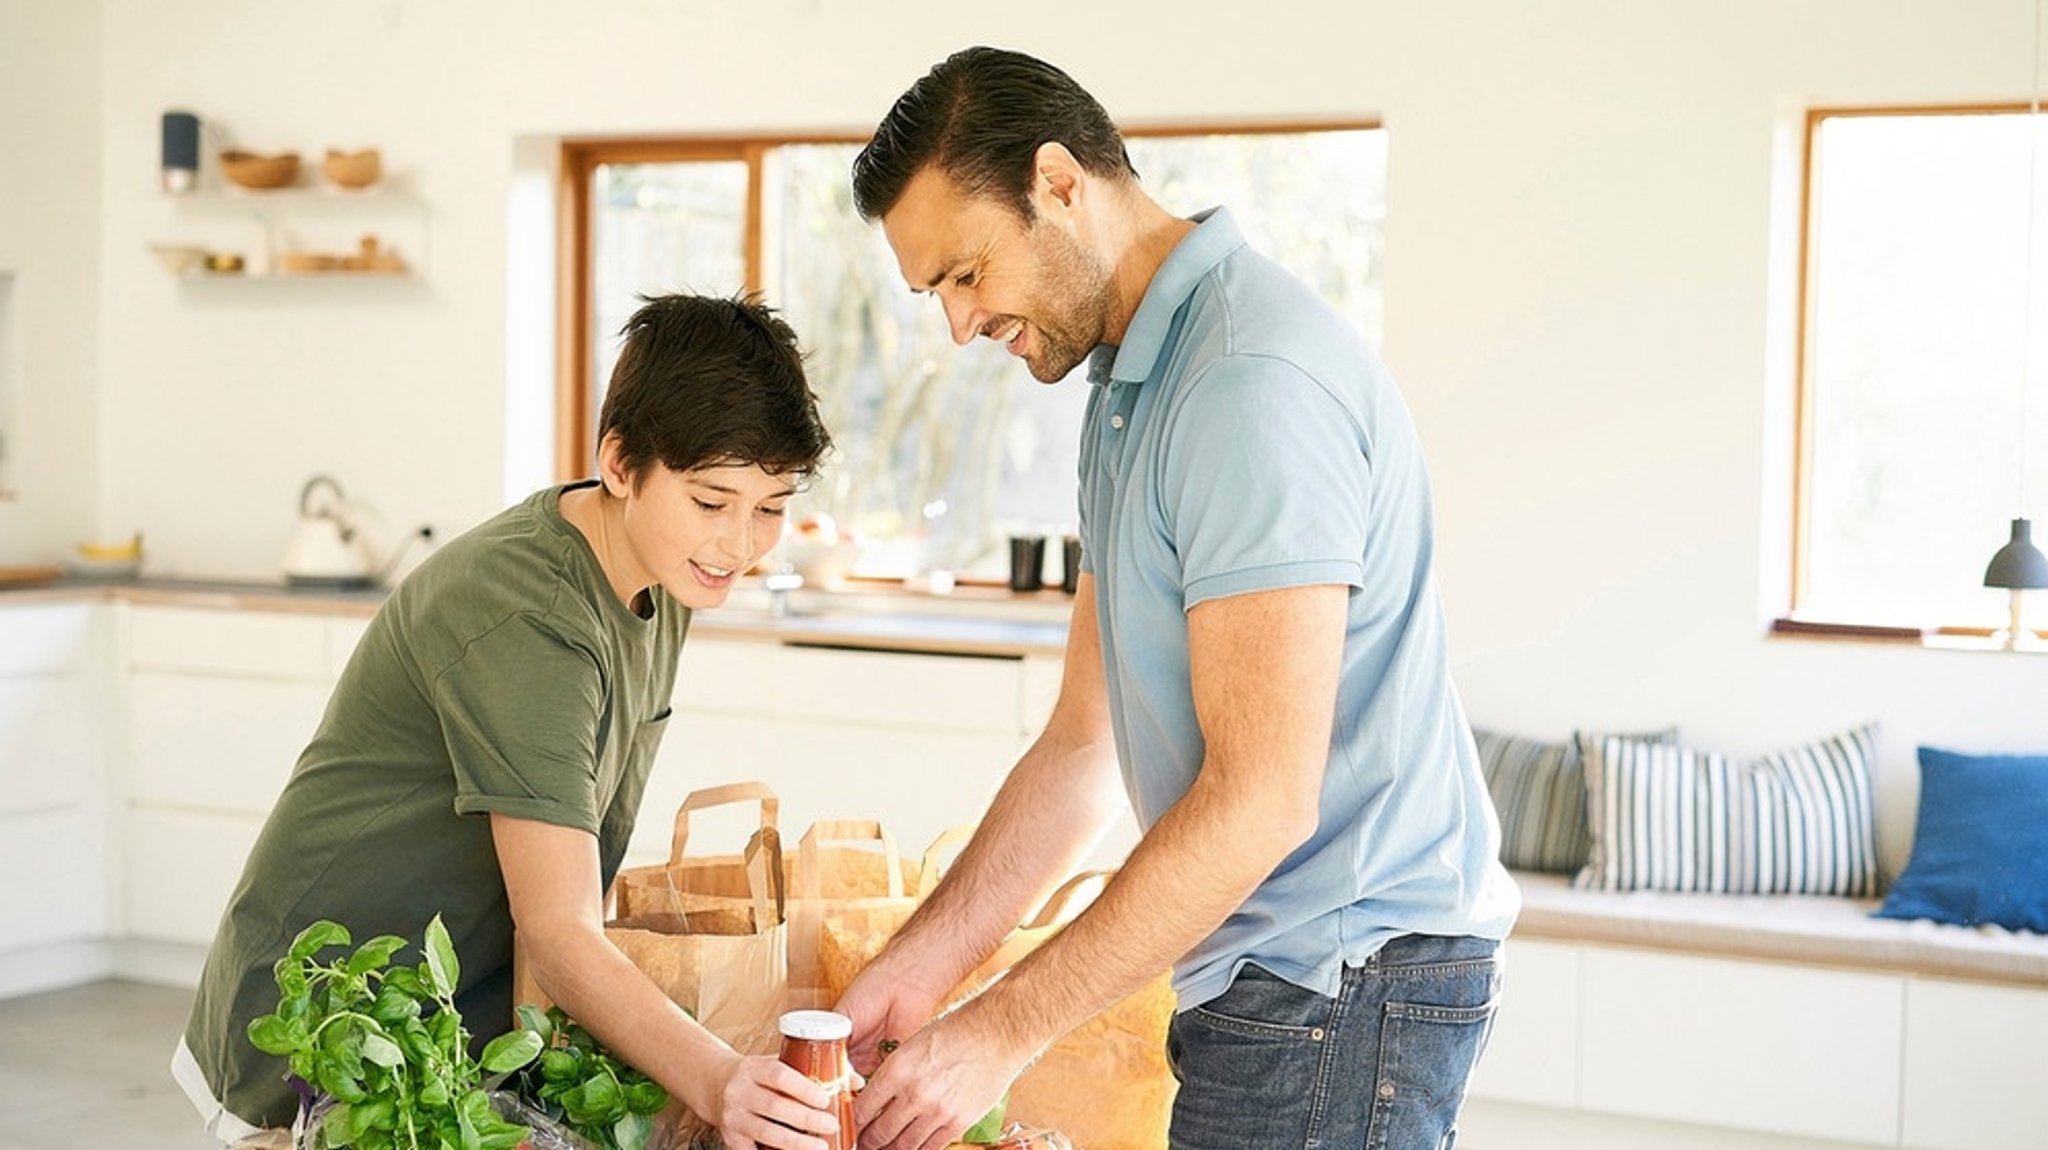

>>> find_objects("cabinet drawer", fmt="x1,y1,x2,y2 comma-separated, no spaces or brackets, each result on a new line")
674,638,778,714
1469,938,1579,1107
129,605,330,680
127,671,327,813
632,711,1021,869
1902,978,2048,1150
777,646,1022,733
0,669,94,813
0,603,95,674
1579,948,1902,1145
123,808,264,945
0,809,105,949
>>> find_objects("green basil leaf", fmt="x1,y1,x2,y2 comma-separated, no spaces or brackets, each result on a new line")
350,1097,397,1138
514,1003,552,1043
383,966,426,998
539,1048,580,1084
961,1094,1008,1143
290,920,351,961
369,983,421,1027
418,1077,451,1108
359,1030,404,1069
347,934,408,976
624,1079,669,1115
613,1110,655,1150
422,915,460,998
247,1013,296,1055
479,1029,543,1074
317,1060,369,1104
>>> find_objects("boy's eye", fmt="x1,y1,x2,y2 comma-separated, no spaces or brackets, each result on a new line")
693,499,726,513
759,505,788,519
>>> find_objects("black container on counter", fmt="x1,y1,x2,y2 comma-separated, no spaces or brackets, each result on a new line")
1009,535,1047,592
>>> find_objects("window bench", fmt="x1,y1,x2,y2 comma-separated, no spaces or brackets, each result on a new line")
1464,873,2048,1150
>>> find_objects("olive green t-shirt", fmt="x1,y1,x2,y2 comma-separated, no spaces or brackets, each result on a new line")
184,482,688,1128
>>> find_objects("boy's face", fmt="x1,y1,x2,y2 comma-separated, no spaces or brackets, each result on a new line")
612,461,796,610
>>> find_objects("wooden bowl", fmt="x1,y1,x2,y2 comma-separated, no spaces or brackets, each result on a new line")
323,148,382,190
220,150,301,190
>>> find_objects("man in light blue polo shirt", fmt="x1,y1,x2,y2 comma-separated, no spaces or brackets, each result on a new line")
837,46,1520,1150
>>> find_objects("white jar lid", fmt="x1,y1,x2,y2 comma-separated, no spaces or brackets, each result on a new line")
779,1009,853,1041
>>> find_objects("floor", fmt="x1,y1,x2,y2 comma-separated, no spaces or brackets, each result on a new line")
0,980,219,1150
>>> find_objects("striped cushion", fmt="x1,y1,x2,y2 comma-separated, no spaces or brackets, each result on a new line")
1574,726,1880,896
1476,727,1673,874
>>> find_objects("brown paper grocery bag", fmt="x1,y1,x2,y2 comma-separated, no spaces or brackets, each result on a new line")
514,823,787,1050
811,821,978,1006
785,819,912,1009
614,781,787,924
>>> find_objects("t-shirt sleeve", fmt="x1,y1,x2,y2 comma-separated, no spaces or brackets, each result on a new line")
431,613,606,834
1160,355,1370,609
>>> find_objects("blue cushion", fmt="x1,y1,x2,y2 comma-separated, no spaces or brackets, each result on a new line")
1874,747,2048,934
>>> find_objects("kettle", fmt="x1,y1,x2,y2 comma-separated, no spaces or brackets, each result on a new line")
282,474,377,588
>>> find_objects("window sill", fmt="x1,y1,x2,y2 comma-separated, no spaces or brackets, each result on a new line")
1769,617,2048,653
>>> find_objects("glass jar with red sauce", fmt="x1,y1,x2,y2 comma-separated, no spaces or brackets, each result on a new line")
778,1009,858,1150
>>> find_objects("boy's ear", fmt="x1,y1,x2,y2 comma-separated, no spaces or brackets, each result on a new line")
595,433,637,498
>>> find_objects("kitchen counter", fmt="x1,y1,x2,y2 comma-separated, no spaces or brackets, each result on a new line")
0,574,1071,657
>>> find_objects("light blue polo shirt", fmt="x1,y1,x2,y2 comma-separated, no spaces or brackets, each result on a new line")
1077,207,1519,1011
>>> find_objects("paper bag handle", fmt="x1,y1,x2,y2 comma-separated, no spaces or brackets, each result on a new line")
913,822,979,898
1020,868,1114,932
741,825,784,926
797,819,906,900
670,781,781,865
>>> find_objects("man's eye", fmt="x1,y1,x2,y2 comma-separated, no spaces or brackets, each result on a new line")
954,270,977,288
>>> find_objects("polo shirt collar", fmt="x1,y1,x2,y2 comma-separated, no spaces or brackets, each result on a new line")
1087,206,1243,388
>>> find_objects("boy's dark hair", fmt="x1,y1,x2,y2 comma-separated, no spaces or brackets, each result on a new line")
598,293,832,486
851,46,1137,224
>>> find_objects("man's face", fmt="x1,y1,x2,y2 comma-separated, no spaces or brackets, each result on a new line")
881,165,1118,383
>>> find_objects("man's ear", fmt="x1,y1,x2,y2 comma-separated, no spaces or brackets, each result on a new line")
1032,141,1087,214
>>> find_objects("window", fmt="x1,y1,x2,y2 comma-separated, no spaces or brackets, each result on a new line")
1796,107,2047,631
560,125,1386,581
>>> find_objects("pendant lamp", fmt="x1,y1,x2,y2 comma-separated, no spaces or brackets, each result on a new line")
1986,0,2048,650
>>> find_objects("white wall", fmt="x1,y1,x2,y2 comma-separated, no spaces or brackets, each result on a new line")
5,0,2047,872
0,0,101,562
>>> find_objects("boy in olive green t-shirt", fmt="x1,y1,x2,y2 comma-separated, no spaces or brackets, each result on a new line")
175,294,849,1149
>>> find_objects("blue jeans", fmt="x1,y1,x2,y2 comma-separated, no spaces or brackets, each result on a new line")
1164,934,1502,1150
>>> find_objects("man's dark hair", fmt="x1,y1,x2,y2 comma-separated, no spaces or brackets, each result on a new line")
597,293,832,485
851,46,1137,223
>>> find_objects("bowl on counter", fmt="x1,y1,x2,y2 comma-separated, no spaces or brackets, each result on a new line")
220,149,301,190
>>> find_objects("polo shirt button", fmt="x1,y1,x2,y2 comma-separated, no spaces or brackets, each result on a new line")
1110,414,1125,430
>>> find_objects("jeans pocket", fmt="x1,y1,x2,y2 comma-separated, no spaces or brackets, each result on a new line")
1365,979,1500,1150
1167,967,1332,1150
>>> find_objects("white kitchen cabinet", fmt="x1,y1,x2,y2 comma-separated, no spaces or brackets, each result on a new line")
0,602,109,970
117,603,362,947
1579,948,1903,1146
1900,978,2048,1150
634,638,1037,868
1468,937,1580,1108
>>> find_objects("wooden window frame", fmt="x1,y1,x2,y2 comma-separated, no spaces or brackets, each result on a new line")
1781,104,2041,644
553,121,1382,486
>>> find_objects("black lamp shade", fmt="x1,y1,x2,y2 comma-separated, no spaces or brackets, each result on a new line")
1985,517,2048,589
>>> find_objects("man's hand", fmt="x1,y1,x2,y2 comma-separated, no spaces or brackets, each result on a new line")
836,950,948,1076
851,1011,1023,1150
